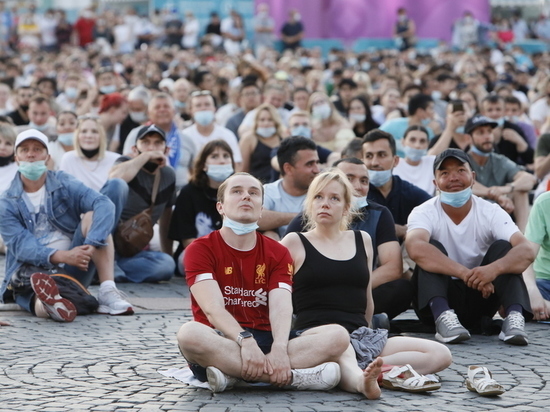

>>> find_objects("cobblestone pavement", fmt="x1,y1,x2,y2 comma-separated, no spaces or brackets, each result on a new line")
1,254,549,412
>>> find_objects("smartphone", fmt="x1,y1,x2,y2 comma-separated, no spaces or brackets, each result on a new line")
452,102,464,113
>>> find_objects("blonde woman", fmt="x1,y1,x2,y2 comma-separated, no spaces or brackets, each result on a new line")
59,116,120,192
239,103,285,183
307,92,353,152
281,169,451,399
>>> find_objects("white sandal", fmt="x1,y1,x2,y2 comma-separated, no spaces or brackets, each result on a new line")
466,365,505,396
381,364,441,393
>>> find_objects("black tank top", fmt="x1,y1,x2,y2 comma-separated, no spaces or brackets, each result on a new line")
292,230,370,333
249,138,279,183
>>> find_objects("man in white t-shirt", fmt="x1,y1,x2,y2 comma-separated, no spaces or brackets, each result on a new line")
406,149,534,346
182,91,242,169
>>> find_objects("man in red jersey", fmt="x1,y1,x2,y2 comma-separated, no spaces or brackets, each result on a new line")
177,172,348,392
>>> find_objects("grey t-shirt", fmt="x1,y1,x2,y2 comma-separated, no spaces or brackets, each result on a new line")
467,152,521,187
115,156,176,224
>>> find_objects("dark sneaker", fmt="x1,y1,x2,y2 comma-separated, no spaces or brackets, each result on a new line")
291,362,341,390
206,366,239,393
31,273,77,322
435,309,471,343
499,311,528,346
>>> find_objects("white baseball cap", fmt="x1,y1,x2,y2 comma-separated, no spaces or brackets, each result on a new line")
15,129,49,153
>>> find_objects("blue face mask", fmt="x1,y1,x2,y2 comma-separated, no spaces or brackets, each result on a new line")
368,169,392,187
174,100,187,109
99,85,117,94
291,125,312,139
256,127,276,138
223,216,259,235
19,160,47,180
57,132,74,146
312,103,331,120
431,91,442,100
194,110,214,126
455,126,465,134
421,118,431,127
470,144,491,157
439,187,472,208
403,146,427,162
65,87,78,99
352,196,368,211
506,115,519,123
29,122,48,131
496,117,505,127
206,164,234,182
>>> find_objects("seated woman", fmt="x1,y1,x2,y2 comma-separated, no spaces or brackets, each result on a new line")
348,95,380,138
308,92,353,152
0,121,18,254
59,116,121,192
281,169,451,399
169,139,235,274
47,111,78,170
239,103,284,183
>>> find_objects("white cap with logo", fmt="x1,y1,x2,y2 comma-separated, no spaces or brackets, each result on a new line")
15,129,49,153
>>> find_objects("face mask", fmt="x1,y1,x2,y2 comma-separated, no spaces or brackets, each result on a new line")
347,58,358,67
143,161,159,173
496,117,505,127
65,87,78,99
439,187,472,208
352,196,368,211
403,146,427,162
312,103,331,120
20,105,29,112
455,126,465,134
368,169,392,187
349,113,366,123
291,125,312,139
99,85,117,94
256,127,276,138
29,122,48,131
194,110,214,126
129,111,147,123
0,154,14,167
81,147,100,158
174,100,187,109
431,91,442,100
506,115,519,123
223,216,259,235
470,144,491,157
299,56,309,67
57,132,74,146
18,160,47,180
206,163,234,182
421,118,431,127
361,62,371,71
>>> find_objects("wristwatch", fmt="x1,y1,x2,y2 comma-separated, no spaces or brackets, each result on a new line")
236,330,254,346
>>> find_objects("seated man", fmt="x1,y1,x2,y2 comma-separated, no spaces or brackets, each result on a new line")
259,136,320,239
177,172,348,392
466,115,537,232
109,124,176,283
286,158,411,320
0,130,133,321
406,149,534,345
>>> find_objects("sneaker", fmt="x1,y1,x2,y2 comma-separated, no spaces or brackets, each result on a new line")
206,366,239,393
291,362,341,390
499,311,528,346
30,273,77,322
97,286,134,315
435,309,471,343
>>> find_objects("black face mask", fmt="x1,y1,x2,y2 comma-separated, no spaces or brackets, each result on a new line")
81,147,100,158
0,154,14,167
143,161,159,173
20,105,29,112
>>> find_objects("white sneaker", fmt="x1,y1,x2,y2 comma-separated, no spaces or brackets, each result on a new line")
97,286,134,315
206,366,239,393
291,362,341,390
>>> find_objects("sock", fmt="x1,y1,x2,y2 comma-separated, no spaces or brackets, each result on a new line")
100,280,116,291
505,304,522,317
429,297,451,320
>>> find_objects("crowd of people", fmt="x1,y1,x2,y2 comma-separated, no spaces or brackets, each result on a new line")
2,2,550,399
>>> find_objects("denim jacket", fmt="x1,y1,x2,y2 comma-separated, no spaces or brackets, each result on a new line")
0,171,115,301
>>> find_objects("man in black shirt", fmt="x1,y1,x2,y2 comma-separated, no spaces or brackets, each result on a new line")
281,9,304,50
7,86,33,126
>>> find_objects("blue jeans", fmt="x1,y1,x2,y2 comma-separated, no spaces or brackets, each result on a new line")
115,250,175,283
537,279,550,301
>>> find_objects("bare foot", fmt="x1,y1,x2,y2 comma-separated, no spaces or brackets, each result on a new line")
358,357,383,400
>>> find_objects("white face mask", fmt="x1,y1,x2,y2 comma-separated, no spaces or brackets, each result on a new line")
256,127,276,138
129,111,147,123
312,103,331,120
349,113,366,123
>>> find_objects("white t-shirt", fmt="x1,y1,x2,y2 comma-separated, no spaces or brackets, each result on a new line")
407,195,519,269
48,141,71,170
182,18,199,48
0,162,18,194
263,179,306,237
529,97,549,125
59,151,121,192
393,155,436,196
181,123,242,163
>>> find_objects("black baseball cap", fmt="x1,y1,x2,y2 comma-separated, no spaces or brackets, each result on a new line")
465,115,498,135
136,124,166,141
433,148,472,173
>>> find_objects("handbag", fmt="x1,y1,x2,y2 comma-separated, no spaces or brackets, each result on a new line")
114,170,160,257
50,274,99,315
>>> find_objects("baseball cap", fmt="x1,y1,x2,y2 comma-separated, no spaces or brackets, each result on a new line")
465,115,498,135
136,124,166,141
433,148,472,173
15,129,49,153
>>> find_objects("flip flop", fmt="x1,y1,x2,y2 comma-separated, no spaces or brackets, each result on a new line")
466,365,505,396
380,364,441,393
